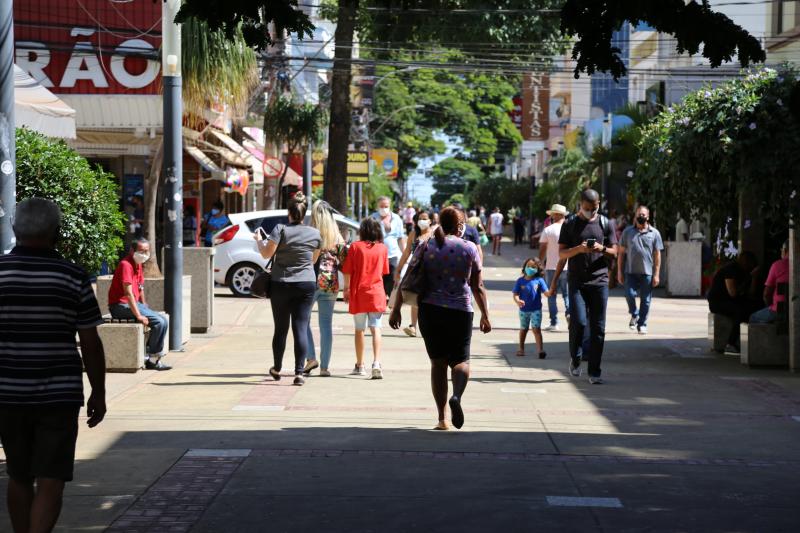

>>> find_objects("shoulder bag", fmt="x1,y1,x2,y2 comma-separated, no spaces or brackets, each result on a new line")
400,239,429,307
251,227,284,299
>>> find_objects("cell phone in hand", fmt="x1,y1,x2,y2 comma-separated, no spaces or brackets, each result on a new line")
586,238,597,248
257,227,268,240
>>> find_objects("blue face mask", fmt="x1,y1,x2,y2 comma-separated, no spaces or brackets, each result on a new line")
525,267,537,277
210,208,220,216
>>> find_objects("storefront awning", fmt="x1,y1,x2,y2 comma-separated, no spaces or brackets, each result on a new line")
14,65,76,139
210,129,263,184
243,126,266,147
185,145,225,180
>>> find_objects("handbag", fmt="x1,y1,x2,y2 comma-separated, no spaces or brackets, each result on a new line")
250,227,283,299
400,239,429,307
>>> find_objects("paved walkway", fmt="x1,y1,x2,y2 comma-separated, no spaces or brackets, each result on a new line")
2,246,800,532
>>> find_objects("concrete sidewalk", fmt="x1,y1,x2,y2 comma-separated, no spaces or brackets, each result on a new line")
2,245,799,532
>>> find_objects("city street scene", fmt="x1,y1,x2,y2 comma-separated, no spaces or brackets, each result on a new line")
0,1,799,532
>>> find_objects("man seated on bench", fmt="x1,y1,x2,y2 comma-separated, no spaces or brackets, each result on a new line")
750,240,789,324
108,239,172,370
707,251,762,353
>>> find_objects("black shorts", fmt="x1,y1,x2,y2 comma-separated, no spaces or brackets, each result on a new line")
0,406,80,482
418,302,473,366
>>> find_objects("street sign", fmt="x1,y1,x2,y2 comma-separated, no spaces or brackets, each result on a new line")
371,148,399,179
263,157,283,178
312,151,325,185
347,151,369,183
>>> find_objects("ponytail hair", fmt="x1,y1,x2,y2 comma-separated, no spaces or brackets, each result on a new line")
434,206,464,247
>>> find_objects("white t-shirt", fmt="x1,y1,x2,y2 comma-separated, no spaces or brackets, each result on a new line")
489,212,504,235
540,221,565,271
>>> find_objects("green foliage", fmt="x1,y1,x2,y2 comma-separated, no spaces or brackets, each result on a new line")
561,0,765,79
634,66,800,239
430,157,484,207
176,0,314,51
470,175,530,216
14,129,125,273
182,18,258,121
364,168,395,210
263,96,328,154
544,146,596,211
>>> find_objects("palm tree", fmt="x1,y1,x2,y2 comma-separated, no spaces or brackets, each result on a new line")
143,20,258,275
545,140,597,211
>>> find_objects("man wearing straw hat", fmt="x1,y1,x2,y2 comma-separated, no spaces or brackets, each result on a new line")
538,204,570,331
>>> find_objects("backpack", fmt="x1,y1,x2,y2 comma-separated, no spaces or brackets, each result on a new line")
564,213,611,241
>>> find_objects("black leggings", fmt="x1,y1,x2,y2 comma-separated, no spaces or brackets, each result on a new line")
270,281,316,374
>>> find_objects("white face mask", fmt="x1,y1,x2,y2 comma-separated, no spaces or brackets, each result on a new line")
417,220,431,230
457,223,466,238
581,208,598,220
133,252,150,264
378,207,390,217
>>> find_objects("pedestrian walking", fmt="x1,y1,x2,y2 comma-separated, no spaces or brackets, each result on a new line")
372,196,407,303
513,208,525,246
707,251,761,353
201,200,231,247
750,241,789,324
109,239,172,370
489,207,504,256
395,211,434,337
558,189,618,384
538,203,570,331
389,207,492,430
617,206,664,335
183,204,198,247
303,201,348,377
452,203,483,260
513,257,549,359
342,218,389,379
0,198,106,533
402,202,417,235
255,193,321,386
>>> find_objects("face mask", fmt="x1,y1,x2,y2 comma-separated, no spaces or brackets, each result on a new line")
210,208,220,216
133,252,150,264
637,215,648,225
378,207,390,217
581,208,598,219
417,220,431,230
525,267,537,277
457,224,466,238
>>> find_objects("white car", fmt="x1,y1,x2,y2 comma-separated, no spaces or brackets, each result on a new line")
213,209,360,297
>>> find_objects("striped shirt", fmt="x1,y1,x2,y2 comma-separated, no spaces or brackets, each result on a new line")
0,246,103,406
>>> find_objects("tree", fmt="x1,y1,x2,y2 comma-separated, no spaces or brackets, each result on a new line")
560,0,765,79
430,158,484,207
543,144,596,212
263,96,327,205
15,129,125,273
470,175,530,216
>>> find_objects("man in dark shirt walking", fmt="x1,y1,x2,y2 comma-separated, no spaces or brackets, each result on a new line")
559,189,618,384
0,198,107,533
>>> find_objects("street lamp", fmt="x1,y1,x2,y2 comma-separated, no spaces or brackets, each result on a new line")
372,66,420,90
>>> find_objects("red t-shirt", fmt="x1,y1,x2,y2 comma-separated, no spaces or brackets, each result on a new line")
341,241,389,314
108,255,144,306
765,257,789,312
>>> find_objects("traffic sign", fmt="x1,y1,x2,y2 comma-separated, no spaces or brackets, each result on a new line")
263,157,284,178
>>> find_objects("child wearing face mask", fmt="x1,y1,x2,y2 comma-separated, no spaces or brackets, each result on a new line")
512,257,549,358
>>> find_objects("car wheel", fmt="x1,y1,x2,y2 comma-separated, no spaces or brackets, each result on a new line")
226,262,262,297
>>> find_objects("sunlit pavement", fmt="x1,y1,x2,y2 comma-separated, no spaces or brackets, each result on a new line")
2,243,800,532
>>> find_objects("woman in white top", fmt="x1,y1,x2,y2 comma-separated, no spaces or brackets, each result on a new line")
489,207,505,256
394,211,434,337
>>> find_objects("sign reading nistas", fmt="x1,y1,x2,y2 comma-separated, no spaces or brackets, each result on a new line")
13,0,161,95
521,73,550,141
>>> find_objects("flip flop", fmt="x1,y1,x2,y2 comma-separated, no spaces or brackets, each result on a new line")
516,350,526,357
449,396,464,429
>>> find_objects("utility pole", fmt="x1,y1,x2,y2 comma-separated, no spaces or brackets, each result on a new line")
162,0,183,350
0,0,15,254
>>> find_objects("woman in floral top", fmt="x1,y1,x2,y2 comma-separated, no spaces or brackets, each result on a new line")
303,201,347,377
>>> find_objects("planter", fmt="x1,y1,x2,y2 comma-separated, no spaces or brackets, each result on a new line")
183,247,215,333
665,241,702,297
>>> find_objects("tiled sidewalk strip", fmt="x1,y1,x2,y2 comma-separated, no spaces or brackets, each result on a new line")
248,448,800,468
107,451,249,533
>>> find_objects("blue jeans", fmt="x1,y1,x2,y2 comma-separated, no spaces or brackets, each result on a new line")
306,290,337,369
545,270,569,326
109,302,169,356
568,283,608,377
749,307,777,324
624,273,653,327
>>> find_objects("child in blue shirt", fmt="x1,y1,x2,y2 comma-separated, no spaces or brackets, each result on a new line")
512,257,549,359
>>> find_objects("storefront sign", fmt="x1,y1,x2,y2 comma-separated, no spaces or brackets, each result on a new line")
347,151,369,183
370,148,399,179
13,0,161,95
521,73,550,141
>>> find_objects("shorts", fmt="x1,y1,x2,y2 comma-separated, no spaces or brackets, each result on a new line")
418,303,473,366
354,312,383,331
0,406,80,482
519,310,543,330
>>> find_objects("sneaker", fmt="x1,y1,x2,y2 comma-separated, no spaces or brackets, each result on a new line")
319,369,331,377
538,351,547,359
293,375,305,386
724,344,741,355
303,359,319,375
350,365,367,376
544,324,558,332
629,316,637,330
145,359,172,371
403,326,417,338
569,358,582,377
588,376,604,385
371,362,383,380
637,325,648,335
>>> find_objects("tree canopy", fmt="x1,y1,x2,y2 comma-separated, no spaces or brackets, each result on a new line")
429,157,484,207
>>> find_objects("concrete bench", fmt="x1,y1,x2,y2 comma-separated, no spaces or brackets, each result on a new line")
741,323,789,367
98,316,144,373
708,312,737,353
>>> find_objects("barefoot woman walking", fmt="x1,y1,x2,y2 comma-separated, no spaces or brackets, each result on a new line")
390,207,491,430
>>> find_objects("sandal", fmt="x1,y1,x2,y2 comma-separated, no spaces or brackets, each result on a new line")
516,350,526,357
